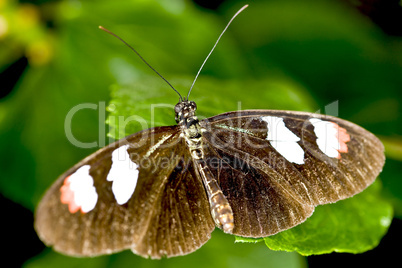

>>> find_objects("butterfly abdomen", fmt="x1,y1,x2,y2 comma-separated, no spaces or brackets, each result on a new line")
176,101,235,234
196,158,234,233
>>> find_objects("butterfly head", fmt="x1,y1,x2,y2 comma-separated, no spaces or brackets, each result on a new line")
175,101,197,123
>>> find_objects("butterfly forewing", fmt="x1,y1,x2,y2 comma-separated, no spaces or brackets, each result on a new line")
35,125,214,259
200,110,384,237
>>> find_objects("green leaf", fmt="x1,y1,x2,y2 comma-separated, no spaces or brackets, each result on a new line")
379,137,402,218
24,230,307,268
237,181,393,255
107,76,315,139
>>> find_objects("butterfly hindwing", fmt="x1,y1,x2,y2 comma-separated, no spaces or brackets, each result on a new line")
200,110,384,237
200,140,315,237
35,126,214,259
135,155,214,258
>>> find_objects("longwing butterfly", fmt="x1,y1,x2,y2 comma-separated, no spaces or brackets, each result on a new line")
35,5,384,259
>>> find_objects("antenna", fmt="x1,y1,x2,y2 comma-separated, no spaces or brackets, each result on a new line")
99,26,183,102
186,4,248,101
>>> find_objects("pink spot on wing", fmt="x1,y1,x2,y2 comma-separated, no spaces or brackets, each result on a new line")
60,176,80,214
59,165,98,213
331,122,351,159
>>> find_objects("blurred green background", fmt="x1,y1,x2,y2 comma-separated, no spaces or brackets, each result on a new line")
1,0,401,267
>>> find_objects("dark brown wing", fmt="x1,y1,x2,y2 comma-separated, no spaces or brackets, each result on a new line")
35,126,214,259
200,110,384,237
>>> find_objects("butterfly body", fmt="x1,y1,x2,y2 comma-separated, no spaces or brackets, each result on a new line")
176,101,235,233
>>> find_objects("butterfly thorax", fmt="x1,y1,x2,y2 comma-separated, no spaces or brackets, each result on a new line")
174,101,235,233
175,101,203,157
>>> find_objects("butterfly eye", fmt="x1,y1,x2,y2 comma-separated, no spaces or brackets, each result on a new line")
174,103,183,113
190,101,197,111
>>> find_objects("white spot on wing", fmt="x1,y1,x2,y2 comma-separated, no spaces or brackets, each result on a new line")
63,165,98,213
107,145,139,205
261,116,305,164
309,118,340,158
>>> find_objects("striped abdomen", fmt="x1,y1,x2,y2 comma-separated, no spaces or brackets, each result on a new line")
194,157,234,233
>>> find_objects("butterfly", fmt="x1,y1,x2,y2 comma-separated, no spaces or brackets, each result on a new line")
34,5,384,259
